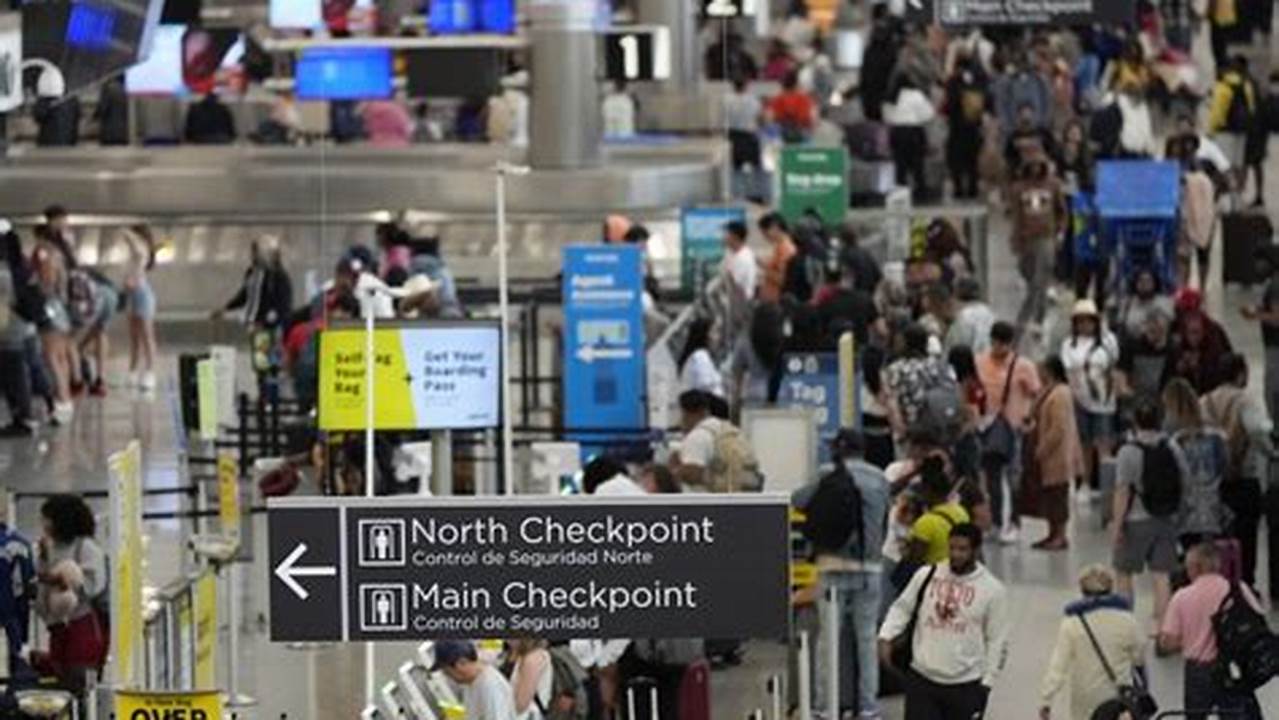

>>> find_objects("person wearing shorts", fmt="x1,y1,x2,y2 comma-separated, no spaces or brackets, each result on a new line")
77,280,116,396
123,228,157,392
1111,397,1187,635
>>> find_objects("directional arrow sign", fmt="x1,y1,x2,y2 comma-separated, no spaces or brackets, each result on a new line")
267,495,790,643
274,543,337,600
268,505,344,641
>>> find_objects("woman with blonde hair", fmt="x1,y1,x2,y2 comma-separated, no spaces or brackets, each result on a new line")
1162,378,1231,544
1039,565,1145,720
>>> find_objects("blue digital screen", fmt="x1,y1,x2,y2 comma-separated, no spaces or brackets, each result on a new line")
65,2,117,50
295,47,393,100
478,0,515,33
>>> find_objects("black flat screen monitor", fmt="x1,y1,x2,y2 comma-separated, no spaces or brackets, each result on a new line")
405,48,502,99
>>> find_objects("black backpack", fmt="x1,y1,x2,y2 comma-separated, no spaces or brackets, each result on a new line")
1226,82,1253,133
1127,440,1182,518
1211,583,1279,692
801,465,864,556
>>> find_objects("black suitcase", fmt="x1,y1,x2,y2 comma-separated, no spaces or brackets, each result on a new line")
1222,211,1274,285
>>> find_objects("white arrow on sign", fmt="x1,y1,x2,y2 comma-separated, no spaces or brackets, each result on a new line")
274,543,337,600
576,345,634,363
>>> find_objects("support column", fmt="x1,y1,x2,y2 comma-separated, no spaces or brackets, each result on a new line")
528,0,601,169
636,0,699,90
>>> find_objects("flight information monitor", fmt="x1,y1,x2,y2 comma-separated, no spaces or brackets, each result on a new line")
295,46,393,100
405,48,503,99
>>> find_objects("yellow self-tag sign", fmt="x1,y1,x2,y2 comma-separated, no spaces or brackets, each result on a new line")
217,453,241,542
114,690,223,719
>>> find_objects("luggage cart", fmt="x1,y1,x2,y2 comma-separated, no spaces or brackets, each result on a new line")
1095,161,1182,302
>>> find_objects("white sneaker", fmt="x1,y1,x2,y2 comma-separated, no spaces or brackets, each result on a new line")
52,401,74,426
998,525,1021,545
139,371,156,392
1088,489,1104,503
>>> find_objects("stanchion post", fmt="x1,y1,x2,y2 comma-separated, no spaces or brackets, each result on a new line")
494,162,530,495
770,674,782,720
224,562,256,707
798,631,812,720
824,584,839,720
431,429,452,496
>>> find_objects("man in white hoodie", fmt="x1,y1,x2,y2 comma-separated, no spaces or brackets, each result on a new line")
878,522,1010,719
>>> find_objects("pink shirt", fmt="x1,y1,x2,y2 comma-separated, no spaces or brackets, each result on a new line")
361,101,413,147
975,352,1041,430
1162,574,1262,663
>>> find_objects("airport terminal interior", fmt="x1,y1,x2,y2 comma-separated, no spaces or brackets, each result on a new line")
5,0,1279,718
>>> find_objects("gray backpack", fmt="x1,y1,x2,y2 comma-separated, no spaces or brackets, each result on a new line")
917,374,965,446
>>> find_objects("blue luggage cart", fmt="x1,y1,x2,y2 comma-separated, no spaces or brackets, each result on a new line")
1095,160,1181,298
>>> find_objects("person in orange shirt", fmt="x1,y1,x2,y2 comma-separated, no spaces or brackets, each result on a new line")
757,213,797,303
766,71,816,143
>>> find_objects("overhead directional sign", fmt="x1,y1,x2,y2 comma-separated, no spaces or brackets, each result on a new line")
905,0,1137,25
603,26,670,81
562,245,646,433
703,0,757,18
268,496,790,642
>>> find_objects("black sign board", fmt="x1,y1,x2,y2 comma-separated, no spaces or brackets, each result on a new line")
269,496,789,642
603,27,670,82
905,0,1137,26
702,0,757,18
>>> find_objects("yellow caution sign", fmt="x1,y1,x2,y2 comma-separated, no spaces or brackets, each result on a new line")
109,440,144,688
217,453,241,542
196,359,217,441
791,562,818,588
194,573,218,689
115,690,223,719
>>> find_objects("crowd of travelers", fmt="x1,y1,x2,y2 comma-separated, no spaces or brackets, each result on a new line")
0,206,157,433
10,0,1279,718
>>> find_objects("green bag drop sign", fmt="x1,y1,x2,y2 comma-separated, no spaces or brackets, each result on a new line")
780,147,848,227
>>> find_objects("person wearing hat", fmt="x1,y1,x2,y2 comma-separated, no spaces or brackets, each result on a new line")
1038,565,1145,720
1060,299,1120,504
431,640,517,720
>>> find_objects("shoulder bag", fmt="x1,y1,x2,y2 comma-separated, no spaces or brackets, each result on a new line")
1078,612,1157,719
889,565,938,673
981,354,1019,464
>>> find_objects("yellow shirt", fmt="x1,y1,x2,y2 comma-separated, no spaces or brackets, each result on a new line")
909,503,970,565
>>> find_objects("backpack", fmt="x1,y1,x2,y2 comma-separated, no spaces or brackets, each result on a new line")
706,421,764,492
916,372,965,446
801,464,864,555
846,121,891,160
1126,440,1182,518
1211,583,1279,692
66,268,98,326
535,645,590,720
960,87,985,124
1226,82,1252,133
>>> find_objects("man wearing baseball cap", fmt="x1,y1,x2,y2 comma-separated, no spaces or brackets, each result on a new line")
431,640,516,720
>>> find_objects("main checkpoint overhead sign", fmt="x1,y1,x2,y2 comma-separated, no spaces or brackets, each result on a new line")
267,495,790,642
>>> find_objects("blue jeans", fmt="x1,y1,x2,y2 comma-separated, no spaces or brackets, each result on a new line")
816,569,883,717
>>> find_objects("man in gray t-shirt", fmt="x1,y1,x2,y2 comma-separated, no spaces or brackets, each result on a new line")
1111,397,1188,630
433,640,516,720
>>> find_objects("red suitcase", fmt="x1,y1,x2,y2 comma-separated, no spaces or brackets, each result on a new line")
678,659,712,720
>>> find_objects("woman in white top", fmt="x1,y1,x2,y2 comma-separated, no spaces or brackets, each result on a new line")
509,639,554,720
678,318,725,398
1039,565,1145,720
882,77,937,201
1060,299,1120,500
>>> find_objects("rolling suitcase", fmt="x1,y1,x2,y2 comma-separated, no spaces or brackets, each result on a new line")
1222,211,1274,285
678,659,711,720
624,677,659,720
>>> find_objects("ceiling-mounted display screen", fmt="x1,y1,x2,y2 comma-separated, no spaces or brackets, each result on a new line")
295,46,393,100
